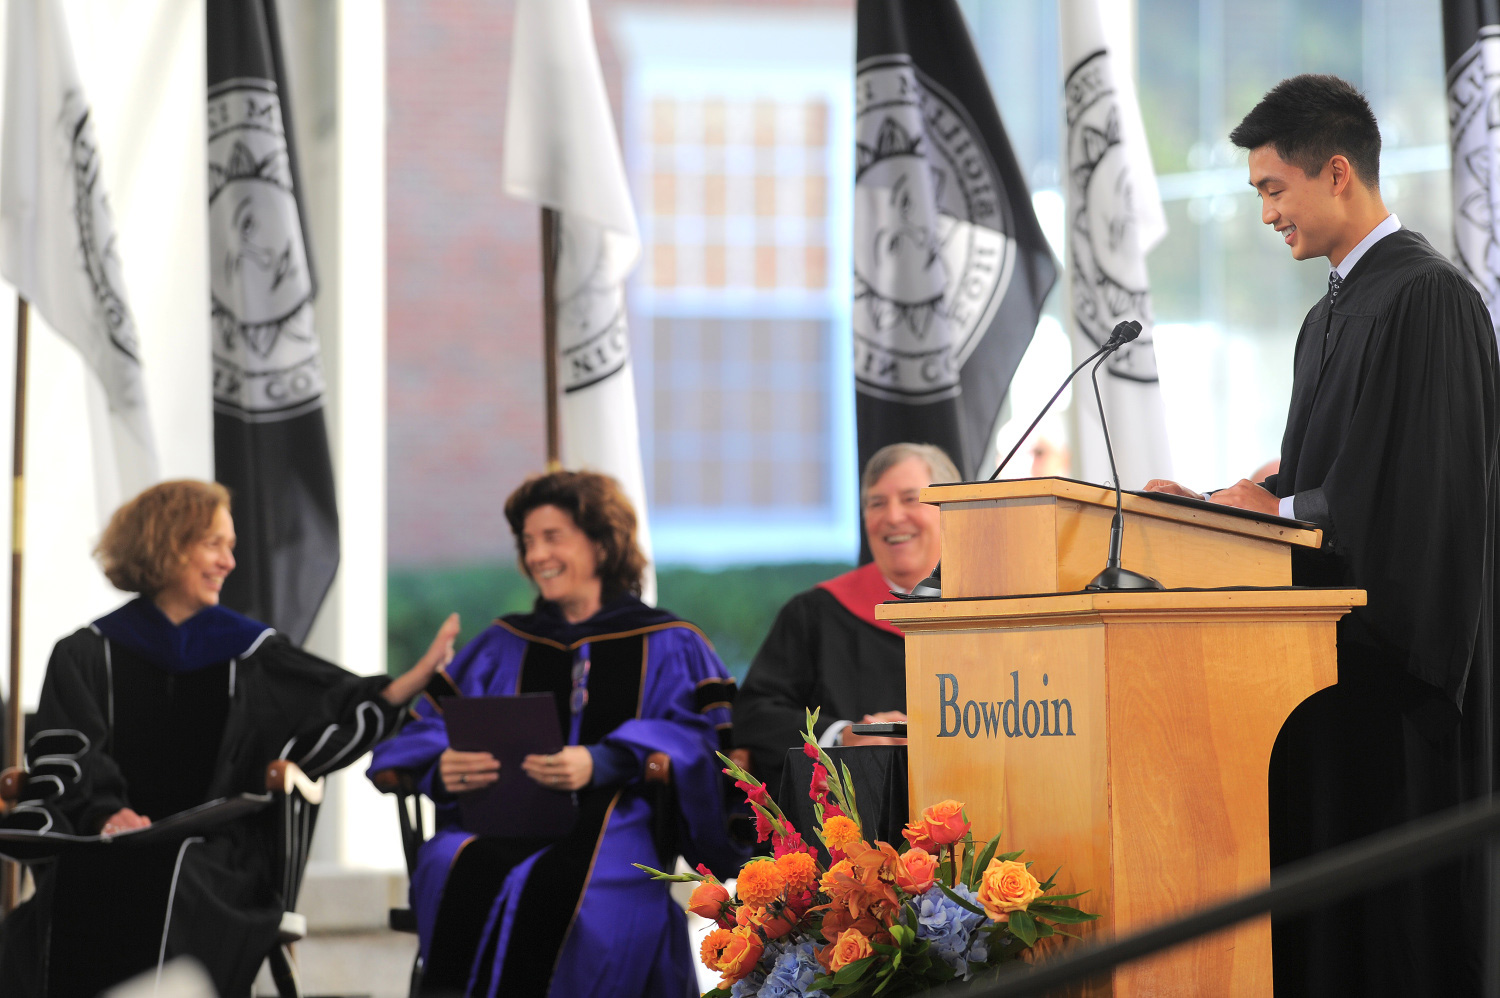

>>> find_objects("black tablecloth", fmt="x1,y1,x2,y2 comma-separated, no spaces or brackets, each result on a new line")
777,745,908,861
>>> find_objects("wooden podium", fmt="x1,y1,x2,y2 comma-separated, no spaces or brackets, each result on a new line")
875,478,1364,997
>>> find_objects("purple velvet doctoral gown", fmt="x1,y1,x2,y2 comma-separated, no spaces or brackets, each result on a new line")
368,596,743,998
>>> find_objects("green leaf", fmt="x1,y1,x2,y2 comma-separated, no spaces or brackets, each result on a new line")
1034,920,1056,938
1036,890,1089,901
927,960,958,981
997,849,1025,862
839,760,860,820
890,923,915,948
938,882,987,917
1039,866,1062,891
833,955,876,984
969,831,1003,888
629,863,702,883
1008,908,1039,947
810,974,838,990
960,840,976,886
1028,903,1099,924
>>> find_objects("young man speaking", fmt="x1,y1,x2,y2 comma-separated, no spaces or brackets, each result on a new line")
1146,75,1497,996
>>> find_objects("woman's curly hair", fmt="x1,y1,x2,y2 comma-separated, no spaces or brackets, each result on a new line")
94,480,231,595
503,471,646,598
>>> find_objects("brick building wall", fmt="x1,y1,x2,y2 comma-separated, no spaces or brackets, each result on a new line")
386,0,851,567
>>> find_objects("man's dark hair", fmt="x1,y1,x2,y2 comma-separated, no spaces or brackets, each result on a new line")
1229,74,1381,187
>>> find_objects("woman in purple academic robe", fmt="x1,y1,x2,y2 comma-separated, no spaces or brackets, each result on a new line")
368,470,744,998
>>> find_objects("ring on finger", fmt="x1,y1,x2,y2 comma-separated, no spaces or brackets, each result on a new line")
460,773,467,785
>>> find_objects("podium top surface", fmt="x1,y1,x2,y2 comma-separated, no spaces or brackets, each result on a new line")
920,477,1323,549
875,587,1365,627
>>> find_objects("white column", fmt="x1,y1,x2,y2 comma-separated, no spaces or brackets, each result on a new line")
280,0,395,870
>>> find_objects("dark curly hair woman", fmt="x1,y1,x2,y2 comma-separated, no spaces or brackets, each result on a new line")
369,470,744,997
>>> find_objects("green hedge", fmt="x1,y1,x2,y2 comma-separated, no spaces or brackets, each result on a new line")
387,561,855,682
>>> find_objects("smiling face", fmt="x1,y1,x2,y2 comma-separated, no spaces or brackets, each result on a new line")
1250,144,1358,263
521,504,604,621
863,456,942,592
155,505,236,623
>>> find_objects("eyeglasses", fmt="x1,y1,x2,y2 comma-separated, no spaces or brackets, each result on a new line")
571,646,591,716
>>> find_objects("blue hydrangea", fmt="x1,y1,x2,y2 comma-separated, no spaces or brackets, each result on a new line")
729,967,767,998
758,938,827,998
914,884,987,978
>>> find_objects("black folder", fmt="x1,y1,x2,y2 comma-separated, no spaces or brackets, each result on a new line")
0,793,270,861
442,693,578,839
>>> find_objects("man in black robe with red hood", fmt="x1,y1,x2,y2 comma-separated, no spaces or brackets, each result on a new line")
1147,74,1498,997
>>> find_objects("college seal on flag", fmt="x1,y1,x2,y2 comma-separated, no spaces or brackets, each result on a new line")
555,217,633,393
207,78,323,420
59,89,146,405
1446,27,1500,314
1065,49,1158,383
853,55,1017,404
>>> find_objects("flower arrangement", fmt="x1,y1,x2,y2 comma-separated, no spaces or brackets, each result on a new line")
637,711,1097,997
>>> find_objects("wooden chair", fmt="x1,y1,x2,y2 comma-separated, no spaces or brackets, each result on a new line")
263,760,325,998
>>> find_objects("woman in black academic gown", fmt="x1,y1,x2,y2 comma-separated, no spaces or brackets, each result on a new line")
0,479,460,998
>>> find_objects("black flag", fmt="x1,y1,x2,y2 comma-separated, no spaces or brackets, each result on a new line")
207,0,337,644
854,0,1057,482
1443,0,1500,334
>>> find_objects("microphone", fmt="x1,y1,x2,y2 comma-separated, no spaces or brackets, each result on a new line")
1084,323,1164,592
989,320,1142,480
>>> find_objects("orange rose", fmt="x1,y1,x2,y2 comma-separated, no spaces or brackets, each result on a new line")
894,846,938,895
688,881,733,926
820,908,892,946
776,851,820,895
822,814,863,852
976,858,1042,918
737,903,796,940
921,800,971,845
902,818,938,854
702,924,764,983
826,927,875,971
736,859,787,906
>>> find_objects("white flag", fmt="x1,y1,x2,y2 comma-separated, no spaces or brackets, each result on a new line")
0,0,158,515
1060,0,1172,488
503,0,655,603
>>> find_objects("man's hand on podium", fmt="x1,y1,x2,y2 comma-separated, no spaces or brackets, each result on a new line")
1144,478,1280,516
1206,479,1280,515
1142,479,1199,498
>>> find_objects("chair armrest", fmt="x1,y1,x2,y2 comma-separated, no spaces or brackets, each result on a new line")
370,767,421,795
266,760,325,805
0,767,24,804
644,752,671,784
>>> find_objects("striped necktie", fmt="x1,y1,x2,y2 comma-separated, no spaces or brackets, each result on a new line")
1323,270,1343,351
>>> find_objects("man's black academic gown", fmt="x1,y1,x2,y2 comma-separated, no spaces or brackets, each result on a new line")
1262,228,1499,997
733,562,907,798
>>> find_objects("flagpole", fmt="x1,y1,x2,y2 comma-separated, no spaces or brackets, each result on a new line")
541,206,562,472
3,296,27,914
